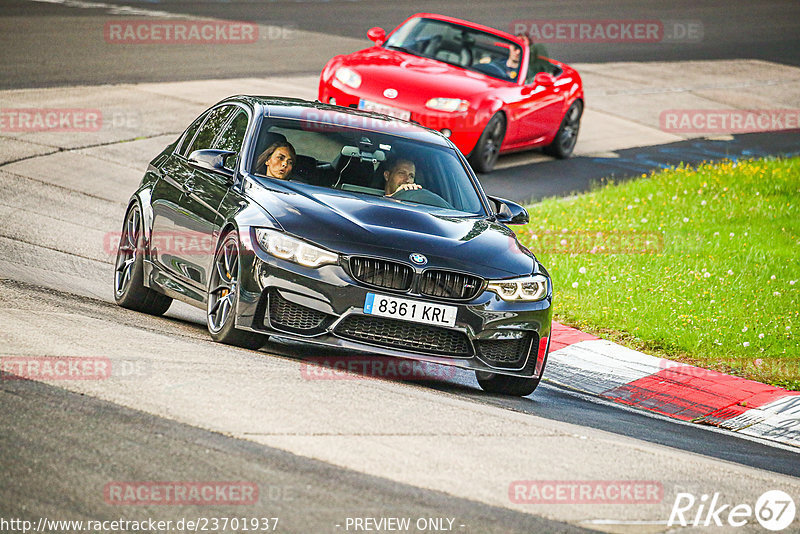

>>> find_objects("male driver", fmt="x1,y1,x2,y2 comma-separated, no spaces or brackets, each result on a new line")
384,158,422,196
503,44,522,80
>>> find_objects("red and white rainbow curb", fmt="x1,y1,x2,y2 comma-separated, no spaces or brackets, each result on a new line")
546,323,800,448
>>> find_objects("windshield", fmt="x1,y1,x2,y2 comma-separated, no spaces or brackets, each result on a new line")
384,17,522,82
250,117,486,216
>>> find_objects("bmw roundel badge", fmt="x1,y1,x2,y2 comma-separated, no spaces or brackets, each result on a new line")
409,253,427,265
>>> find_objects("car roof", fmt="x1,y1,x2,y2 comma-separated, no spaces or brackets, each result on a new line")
220,95,453,147
401,12,525,48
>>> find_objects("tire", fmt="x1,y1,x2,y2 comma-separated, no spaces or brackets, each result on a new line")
207,230,268,350
113,203,172,315
544,100,582,159
475,371,541,397
468,112,506,174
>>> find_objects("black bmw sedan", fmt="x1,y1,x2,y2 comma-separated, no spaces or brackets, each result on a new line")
114,96,553,396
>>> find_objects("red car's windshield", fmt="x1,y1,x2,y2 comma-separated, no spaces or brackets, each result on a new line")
384,17,523,83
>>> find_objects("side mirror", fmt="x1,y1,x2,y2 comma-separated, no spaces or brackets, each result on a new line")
533,72,556,87
188,149,236,180
488,195,529,225
367,27,386,45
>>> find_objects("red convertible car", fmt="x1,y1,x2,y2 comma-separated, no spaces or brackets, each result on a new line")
318,13,584,173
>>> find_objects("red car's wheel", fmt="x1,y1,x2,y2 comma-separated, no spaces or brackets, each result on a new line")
469,112,506,174
544,100,583,159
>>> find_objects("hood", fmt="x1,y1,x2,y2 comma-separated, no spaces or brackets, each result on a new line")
338,47,511,104
246,180,534,279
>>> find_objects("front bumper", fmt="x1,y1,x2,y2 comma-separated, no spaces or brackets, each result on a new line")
319,82,486,158
235,231,553,379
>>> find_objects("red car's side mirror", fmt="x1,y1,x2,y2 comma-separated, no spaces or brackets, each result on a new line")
367,27,386,45
533,72,556,87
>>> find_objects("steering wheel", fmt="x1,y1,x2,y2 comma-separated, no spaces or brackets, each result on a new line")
391,187,452,209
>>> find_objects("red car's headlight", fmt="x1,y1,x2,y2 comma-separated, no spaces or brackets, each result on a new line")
425,98,469,112
334,67,362,89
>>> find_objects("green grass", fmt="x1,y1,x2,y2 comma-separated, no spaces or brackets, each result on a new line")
516,157,800,390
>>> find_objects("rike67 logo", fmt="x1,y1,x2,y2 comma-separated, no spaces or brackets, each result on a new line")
669,490,796,531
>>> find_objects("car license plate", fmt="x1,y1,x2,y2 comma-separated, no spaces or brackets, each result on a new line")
358,99,411,121
364,293,457,328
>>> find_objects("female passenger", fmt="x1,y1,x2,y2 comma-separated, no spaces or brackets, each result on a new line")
256,141,296,180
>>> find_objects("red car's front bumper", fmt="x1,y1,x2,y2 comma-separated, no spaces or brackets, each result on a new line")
319,81,487,157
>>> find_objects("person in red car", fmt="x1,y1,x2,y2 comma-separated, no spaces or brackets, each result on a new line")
503,45,522,80
490,43,522,81
383,158,421,196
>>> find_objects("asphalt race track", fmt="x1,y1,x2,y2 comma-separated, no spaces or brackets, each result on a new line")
1,1,799,533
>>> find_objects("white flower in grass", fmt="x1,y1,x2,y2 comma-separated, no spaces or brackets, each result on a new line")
743,342,750,347
770,275,776,280
759,333,765,339
704,272,711,278
683,217,689,223
790,280,797,285
742,326,748,332
727,270,734,275
701,200,707,206
729,232,735,237
713,231,719,236
572,282,579,288
611,275,617,281
774,291,781,297
578,267,587,274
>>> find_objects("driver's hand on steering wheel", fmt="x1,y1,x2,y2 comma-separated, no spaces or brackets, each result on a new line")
387,183,422,196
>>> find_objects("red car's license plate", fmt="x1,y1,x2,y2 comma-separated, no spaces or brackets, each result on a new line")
358,99,411,121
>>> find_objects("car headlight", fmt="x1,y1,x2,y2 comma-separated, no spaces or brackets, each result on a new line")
334,67,362,89
425,98,469,112
254,228,338,268
487,275,549,301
